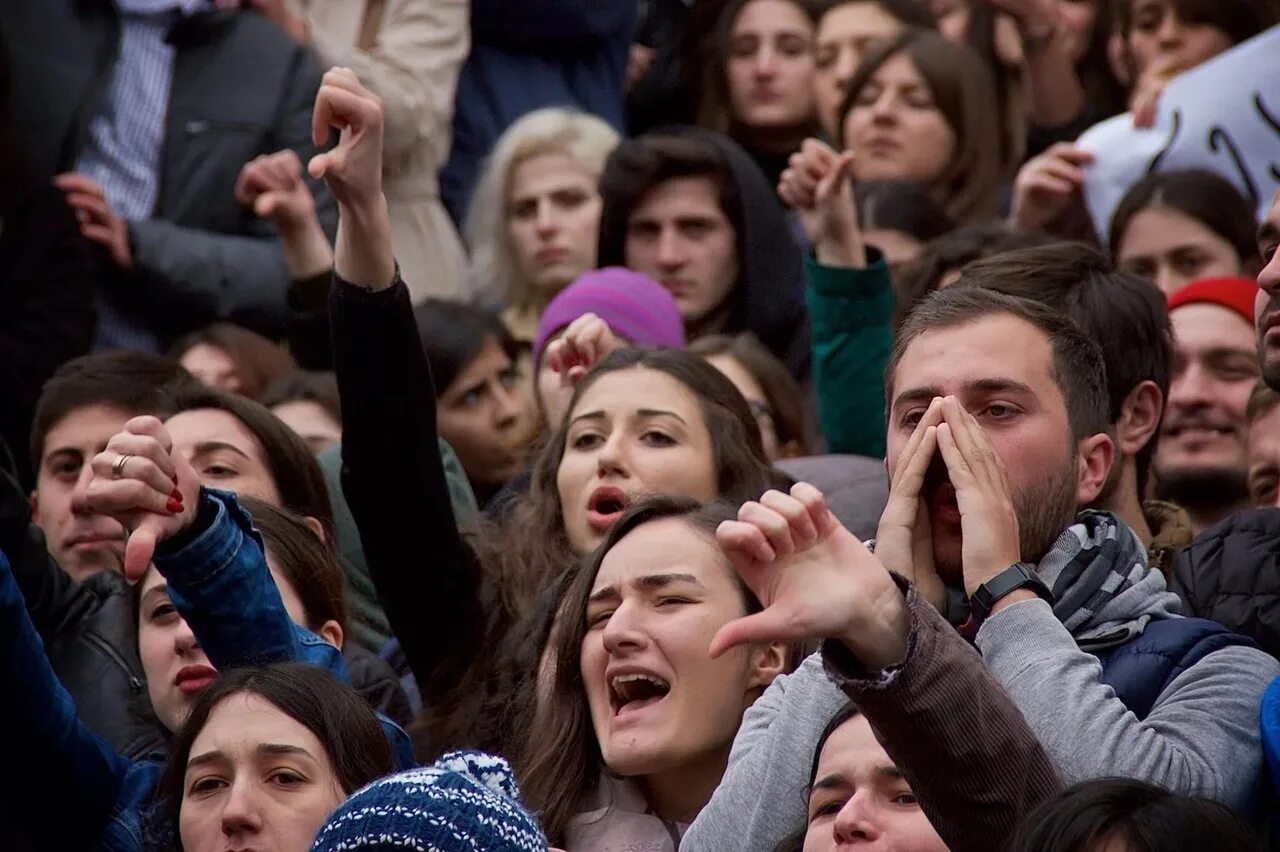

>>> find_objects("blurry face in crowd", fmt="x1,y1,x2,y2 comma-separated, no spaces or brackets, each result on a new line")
180,344,243,395
1125,0,1233,78
436,337,531,490
814,2,908,137
702,352,790,462
165,408,282,505
1254,191,1280,391
625,177,740,328
844,52,956,188
1116,206,1244,296
1156,304,1258,482
802,714,947,852
506,152,603,300
581,518,781,799
32,403,131,582
178,692,346,852
930,0,970,42
1058,0,1100,63
726,0,818,131
270,401,341,454
556,368,719,553
886,314,1100,584
1247,403,1280,509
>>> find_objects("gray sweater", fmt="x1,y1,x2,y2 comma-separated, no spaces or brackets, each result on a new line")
681,599,1279,852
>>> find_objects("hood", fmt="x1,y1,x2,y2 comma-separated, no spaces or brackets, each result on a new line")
597,126,810,379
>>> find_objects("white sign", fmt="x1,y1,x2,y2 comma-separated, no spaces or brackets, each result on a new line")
1077,26,1280,242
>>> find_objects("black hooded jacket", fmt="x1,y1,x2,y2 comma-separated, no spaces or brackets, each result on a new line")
597,126,811,381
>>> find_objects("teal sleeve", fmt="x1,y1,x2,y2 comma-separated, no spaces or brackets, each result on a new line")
806,248,893,458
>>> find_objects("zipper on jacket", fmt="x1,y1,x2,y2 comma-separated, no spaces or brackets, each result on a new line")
82,631,145,694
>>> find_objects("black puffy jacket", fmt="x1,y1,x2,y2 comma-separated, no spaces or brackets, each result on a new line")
1170,508,1280,661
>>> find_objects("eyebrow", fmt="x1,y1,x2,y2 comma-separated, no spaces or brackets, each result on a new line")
140,584,170,608
811,765,907,793
1259,220,1280,246
588,573,705,605
187,743,315,770
569,409,689,428
892,378,1034,410
189,441,251,460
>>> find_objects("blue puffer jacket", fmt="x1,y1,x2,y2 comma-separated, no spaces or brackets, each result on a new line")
0,489,412,851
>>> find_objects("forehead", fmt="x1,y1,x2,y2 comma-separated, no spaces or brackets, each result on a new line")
819,2,903,40
869,50,924,85
571,367,707,424
735,0,814,31
592,519,729,592
43,403,133,456
165,408,267,463
508,152,594,197
630,177,726,223
189,692,322,758
815,714,886,777
892,313,1058,399
704,353,766,403
141,565,168,599
1119,206,1223,252
1170,304,1254,354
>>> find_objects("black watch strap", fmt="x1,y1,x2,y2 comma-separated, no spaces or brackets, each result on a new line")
969,563,1053,624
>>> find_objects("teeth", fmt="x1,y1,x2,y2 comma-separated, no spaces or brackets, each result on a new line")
611,673,669,690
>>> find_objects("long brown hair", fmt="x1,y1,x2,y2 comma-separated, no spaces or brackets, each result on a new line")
516,496,759,844
838,28,1003,223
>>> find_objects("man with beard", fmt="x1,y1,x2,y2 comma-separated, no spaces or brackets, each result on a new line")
1153,278,1260,534
680,286,1278,852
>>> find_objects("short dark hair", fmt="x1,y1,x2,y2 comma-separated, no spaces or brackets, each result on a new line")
819,0,936,30
412,300,519,394
168,322,298,400
30,351,193,466
154,663,394,844
689,332,810,454
161,384,335,534
1008,778,1262,852
1115,0,1277,48
855,180,955,245
954,243,1171,494
1246,379,1280,424
887,287,1111,442
239,496,348,636
259,371,342,423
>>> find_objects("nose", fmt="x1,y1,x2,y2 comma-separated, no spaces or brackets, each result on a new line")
534,199,559,237
655,228,686,270
1153,262,1182,297
220,776,263,838
1156,12,1186,48
594,430,631,480
834,45,858,87
492,382,525,430
832,791,882,843
753,43,778,77
173,615,201,656
870,88,898,123
601,599,649,655
1169,363,1214,411
69,462,97,517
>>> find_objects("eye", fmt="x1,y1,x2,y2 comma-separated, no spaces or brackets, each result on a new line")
586,609,613,629
809,797,847,820
1120,257,1155,279
656,596,693,608
202,464,239,479
891,791,920,806
459,385,487,408
981,403,1018,421
641,430,677,447
570,432,604,450
511,199,537,221
188,776,226,796
269,770,306,787
1173,251,1209,276
551,189,589,210
1261,240,1278,265
1251,476,1277,506
149,602,178,623
899,408,926,428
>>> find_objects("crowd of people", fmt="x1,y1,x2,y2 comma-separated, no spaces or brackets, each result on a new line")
2,0,1280,849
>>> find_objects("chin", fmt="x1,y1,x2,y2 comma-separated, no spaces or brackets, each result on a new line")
602,739,670,778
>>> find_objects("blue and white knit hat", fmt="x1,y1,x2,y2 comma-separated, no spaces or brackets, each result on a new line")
310,751,549,851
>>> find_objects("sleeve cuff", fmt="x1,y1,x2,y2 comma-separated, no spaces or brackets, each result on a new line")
821,574,917,691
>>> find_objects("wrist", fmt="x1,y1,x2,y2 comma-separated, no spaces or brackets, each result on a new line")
838,579,910,671
815,233,867,269
989,588,1039,617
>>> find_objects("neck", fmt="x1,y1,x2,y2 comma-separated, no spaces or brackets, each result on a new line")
685,300,733,342
1101,461,1152,546
1185,502,1248,537
731,121,811,156
639,745,731,825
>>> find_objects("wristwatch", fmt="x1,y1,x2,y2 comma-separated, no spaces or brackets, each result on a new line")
969,563,1053,624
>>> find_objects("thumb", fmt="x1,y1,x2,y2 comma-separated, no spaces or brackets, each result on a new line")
124,524,159,582
815,151,856,203
709,609,795,658
254,193,281,218
308,150,339,181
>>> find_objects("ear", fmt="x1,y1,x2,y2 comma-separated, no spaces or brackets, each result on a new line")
1076,432,1116,506
1115,381,1164,459
302,515,327,544
747,640,789,691
29,490,38,514
316,618,344,651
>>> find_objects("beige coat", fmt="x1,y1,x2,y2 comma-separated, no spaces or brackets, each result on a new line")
299,0,470,301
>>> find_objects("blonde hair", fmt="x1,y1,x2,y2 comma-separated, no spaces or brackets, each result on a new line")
464,108,621,308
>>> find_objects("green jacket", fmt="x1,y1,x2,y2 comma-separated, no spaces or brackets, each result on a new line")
807,248,893,459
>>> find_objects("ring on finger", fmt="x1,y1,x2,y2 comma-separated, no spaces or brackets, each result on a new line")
112,454,133,479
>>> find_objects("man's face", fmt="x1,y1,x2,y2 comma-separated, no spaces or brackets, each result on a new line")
1246,403,1280,509
886,314,1088,582
1254,191,1280,390
624,177,740,328
32,404,132,581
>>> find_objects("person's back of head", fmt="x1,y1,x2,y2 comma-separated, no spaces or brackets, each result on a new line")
169,322,298,400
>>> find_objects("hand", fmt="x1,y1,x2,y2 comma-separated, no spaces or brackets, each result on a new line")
245,0,309,43
236,149,318,233
778,139,865,268
75,417,202,581
626,44,656,92
984,0,1057,28
545,313,621,387
1130,53,1193,129
875,397,945,610
54,173,133,270
1009,143,1093,231
936,397,1021,596
309,67,386,212
710,483,909,671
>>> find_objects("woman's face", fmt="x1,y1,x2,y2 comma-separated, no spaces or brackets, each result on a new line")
813,2,908,137
436,337,532,490
270,401,342,455
727,0,818,130
165,408,283,505
1116,205,1244,295
581,518,779,780
556,368,719,553
139,567,219,733
1059,0,1099,63
506,153,603,301
930,0,971,43
178,692,345,852
802,715,947,852
181,344,243,395
1125,0,1233,78
844,52,956,186
701,353,785,462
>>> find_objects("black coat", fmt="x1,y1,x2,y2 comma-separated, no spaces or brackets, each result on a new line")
1170,508,1280,661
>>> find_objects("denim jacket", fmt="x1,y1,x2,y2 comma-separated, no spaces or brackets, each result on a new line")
0,488,412,850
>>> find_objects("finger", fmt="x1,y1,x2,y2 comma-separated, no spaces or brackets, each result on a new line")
1046,144,1095,166
124,525,158,583
65,192,113,221
308,148,343,181
709,610,798,658
124,416,174,456
82,477,176,518
935,422,974,489
565,364,588,386
235,164,271,205
255,192,284,218
738,500,797,558
789,481,835,538
890,398,943,483
91,447,174,498
547,340,564,374
896,424,939,503
759,488,818,546
1023,175,1078,197
716,518,777,566
80,223,117,246
53,173,104,196
815,151,856,203
800,137,837,178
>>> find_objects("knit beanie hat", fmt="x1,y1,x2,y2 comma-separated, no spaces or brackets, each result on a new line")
309,751,549,851
1167,277,1259,325
532,267,686,368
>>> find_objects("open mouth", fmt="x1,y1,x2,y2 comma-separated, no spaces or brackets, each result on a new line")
609,672,672,718
1166,423,1235,441
587,487,631,532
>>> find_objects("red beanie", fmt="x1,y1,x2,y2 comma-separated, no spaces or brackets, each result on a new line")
1167,277,1259,325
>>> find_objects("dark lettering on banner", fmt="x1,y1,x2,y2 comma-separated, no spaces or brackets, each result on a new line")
1147,109,1182,176
1208,127,1260,207
1256,92,1280,182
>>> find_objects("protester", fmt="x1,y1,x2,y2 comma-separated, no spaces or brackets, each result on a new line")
1254,189,1280,392
597,128,811,380
1244,382,1280,509
260,371,344,454
811,0,937,138
1153,278,1260,534
699,0,822,186
169,322,299,399
464,109,621,345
